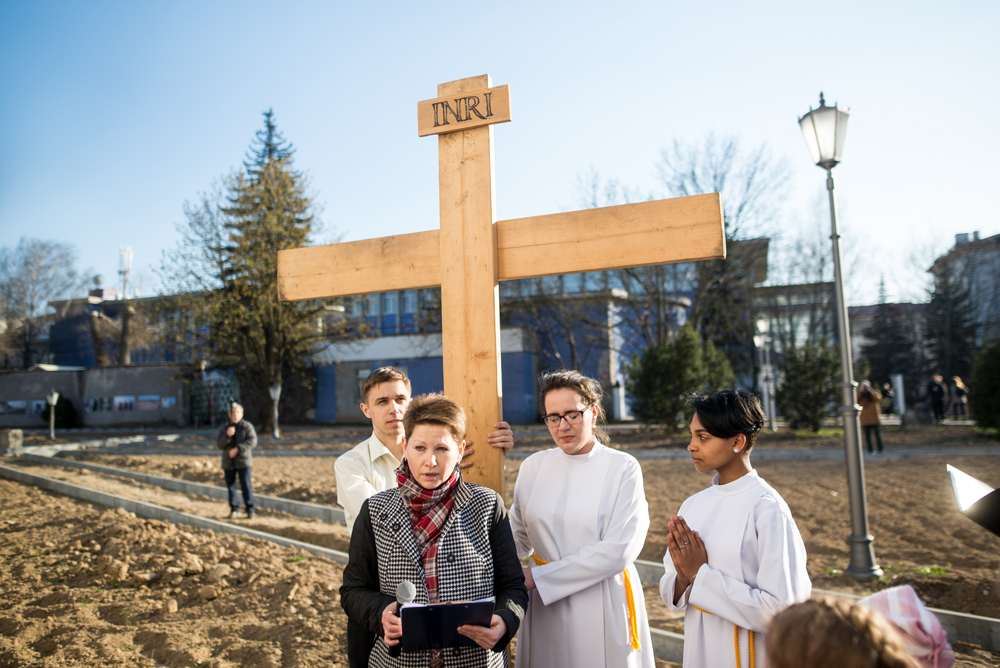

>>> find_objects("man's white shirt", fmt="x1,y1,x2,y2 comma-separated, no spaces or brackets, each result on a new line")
335,432,401,534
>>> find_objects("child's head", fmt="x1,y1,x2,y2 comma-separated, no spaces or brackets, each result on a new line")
767,598,916,668
691,389,765,452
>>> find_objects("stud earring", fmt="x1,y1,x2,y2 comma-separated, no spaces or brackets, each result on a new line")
733,447,739,453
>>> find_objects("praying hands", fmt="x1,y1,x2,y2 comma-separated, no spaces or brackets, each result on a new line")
667,515,708,604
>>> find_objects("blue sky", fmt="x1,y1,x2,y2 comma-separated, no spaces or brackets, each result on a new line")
1,0,997,306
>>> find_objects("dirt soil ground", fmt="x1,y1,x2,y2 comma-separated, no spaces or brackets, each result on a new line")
2,423,999,667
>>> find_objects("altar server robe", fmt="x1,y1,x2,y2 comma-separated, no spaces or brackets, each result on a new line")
659,470,812,668
511,443,654,668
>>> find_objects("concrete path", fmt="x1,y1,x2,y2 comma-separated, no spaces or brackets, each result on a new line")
48,443,1000,463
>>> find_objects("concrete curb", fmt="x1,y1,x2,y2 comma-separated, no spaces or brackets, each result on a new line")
20,453,346,524
56,445,1000,462
633,559,1000,652
67,447,350,458
0,464,349,566
649,629,684,663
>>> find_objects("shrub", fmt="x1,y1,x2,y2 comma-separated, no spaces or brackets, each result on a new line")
776,340,839,432
970,340,1000,433
624,325,734,431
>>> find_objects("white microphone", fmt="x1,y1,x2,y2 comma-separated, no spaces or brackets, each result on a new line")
388,580,416,657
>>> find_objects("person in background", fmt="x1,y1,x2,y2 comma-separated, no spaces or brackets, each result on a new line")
927,375,947,424
949,377,969,419
767,598,918,668
858,381,885,454
659,389,811,668
216,401,257,520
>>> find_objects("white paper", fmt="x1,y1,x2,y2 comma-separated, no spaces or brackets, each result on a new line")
401,596,495,609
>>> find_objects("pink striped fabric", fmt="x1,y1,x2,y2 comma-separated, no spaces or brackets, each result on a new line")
859,585,954,668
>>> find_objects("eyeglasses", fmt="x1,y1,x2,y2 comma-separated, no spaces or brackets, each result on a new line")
542,406,594,427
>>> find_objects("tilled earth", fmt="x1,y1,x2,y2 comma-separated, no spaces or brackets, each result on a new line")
2,423,999,667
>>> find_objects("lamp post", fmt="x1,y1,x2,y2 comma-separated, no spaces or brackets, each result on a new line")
798,92,881,581
754,319,776,431
46,390,60,441
269,383,282,439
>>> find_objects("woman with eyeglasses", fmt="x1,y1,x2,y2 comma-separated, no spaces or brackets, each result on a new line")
509,370,653,668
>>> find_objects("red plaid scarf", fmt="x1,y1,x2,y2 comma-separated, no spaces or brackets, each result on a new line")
396,460,465,603
396,461,465,668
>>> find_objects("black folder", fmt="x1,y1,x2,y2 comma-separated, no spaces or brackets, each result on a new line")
400,598,494,653
948,465,1000,537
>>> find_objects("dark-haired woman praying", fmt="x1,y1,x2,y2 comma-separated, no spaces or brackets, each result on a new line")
658,389,812,668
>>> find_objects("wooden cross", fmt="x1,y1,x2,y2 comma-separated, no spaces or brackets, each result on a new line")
277,75,725,496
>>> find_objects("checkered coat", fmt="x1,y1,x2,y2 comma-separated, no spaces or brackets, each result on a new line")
340,483,527,668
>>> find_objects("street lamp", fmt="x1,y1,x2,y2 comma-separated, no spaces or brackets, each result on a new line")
798,92,882,581
46,390,60,441
269,383,282,439
753,319,776,431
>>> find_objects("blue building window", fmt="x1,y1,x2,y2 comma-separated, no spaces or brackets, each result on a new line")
403,290,417,313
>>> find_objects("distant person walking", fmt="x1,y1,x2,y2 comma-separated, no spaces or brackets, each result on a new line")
927,375,947,424
949,377,969,419
216,402,257,519
857,381,884,454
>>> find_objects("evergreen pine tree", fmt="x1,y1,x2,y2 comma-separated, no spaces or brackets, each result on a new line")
159,110,346,436
860,277,916,397
925,261,977,381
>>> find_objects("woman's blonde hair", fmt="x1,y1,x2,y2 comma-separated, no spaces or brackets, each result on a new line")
538,370,609,445
767,598,917,668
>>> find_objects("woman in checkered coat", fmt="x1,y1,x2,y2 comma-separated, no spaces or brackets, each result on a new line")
340,394,528,668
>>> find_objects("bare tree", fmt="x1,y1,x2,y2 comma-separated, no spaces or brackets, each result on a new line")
759,215,836,354
501,276,611,371
0,238,85,369
575,136,790,377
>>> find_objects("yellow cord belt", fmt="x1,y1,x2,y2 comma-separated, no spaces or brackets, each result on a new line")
532,553,640,651
690,605,755,668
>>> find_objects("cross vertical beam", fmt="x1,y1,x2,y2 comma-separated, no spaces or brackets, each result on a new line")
436,75,504,492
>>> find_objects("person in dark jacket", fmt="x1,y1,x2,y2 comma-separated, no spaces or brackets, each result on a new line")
340,393,527,668
927,375,947,424
216,402,257,519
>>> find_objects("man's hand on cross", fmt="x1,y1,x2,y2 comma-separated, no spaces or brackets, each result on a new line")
460,421,513,470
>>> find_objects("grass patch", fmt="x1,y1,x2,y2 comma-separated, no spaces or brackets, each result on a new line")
290,555,306,563
824,567,843,575
916,565,948,577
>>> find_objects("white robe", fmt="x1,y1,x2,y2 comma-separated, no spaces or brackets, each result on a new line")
659,470,812,668
510,443,654,668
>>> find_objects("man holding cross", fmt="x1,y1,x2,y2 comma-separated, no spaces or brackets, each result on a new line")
335,366,514,535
